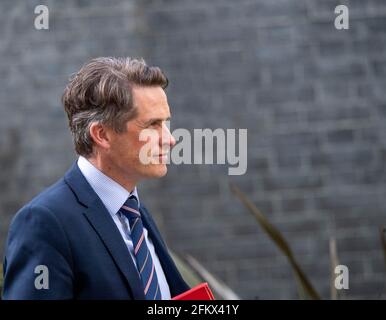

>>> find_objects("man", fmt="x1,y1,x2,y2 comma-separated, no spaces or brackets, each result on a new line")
2,57,190,299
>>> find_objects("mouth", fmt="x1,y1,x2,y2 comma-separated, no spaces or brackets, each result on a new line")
153,154,168,162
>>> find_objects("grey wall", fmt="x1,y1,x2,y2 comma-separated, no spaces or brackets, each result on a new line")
1,0,385,299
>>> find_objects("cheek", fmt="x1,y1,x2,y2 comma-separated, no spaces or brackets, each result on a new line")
130,133,153,163
142,130,161,149
112,133,138,158
126,129,162,164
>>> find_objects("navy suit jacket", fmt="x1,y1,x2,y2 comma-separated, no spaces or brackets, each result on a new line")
2,162,189,299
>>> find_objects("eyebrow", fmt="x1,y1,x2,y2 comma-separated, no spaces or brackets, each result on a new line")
143,116,171,126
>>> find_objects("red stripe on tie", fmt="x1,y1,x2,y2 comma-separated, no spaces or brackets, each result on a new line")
144,263,155,294
122,205,140,216
135,232,145,254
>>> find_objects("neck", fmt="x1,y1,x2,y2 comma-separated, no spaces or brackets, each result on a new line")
87,156,138,193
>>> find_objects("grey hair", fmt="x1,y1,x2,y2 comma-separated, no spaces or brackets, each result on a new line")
62,57,168,157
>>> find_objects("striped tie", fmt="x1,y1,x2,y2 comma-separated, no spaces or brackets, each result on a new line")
120,195,162,300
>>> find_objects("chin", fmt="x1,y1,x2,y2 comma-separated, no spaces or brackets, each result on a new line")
145,164,168,178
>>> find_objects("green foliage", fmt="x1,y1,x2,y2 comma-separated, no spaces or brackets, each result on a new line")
0,264,3,299
380,227,386,272
171,251,240,300
170,251,203,287
231,183,321,300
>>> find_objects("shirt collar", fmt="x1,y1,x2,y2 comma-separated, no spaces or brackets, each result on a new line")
77,156,140,216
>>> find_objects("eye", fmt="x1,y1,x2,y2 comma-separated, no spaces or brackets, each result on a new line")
149,120,162,127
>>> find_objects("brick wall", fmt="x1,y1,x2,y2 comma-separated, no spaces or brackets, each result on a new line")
1,0,385,299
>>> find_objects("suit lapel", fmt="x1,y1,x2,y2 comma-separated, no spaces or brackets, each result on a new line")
64,162,145,300
83,201,145,300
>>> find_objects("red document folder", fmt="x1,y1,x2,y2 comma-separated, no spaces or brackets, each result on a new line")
172,283,215,300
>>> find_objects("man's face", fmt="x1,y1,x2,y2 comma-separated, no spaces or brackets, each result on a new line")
104,85,176,183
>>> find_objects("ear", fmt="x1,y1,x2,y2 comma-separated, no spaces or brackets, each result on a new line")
89,122,111,150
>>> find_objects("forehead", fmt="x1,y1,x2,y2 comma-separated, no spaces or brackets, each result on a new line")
132,86,170,119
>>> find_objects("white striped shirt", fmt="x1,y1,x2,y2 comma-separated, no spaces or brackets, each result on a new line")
77,156,171,299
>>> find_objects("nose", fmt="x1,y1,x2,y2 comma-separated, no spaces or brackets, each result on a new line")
161,123,176,148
